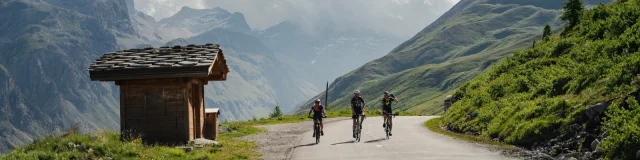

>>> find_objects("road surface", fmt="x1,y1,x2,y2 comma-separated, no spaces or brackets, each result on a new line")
289,116,517,160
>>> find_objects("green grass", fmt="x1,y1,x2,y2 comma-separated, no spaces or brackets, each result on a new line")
0,130,259,160
425,117,515,150
443,1,640,159
0,119,266,160
245,107,422,126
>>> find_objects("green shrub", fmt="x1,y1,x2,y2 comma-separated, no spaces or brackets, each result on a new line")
601,98,640,159
443,0,640,159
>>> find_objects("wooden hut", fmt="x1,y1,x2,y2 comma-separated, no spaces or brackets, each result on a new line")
88,44,229,144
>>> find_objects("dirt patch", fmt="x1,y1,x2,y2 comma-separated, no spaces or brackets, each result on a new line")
241,118,349,160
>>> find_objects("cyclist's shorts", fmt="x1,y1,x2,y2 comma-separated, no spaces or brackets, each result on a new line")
383,107,392,115
313,116,323,123
352,110,363,119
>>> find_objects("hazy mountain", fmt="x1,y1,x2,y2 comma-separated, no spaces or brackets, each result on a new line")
178,28,318,119
254,20,406,89
158,6,251,35
131,3,320,117
299,0,613,114
126,0,193,46
0,0,134,153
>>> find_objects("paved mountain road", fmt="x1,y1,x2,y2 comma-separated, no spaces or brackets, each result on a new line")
289,116,517,160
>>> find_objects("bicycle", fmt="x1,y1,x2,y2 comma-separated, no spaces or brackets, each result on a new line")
383,112,397,140
354,114,365,142
309,116,327,144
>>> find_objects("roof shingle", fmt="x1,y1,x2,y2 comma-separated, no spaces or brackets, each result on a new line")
88,44,226,81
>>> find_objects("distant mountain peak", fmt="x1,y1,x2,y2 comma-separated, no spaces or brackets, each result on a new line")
159,6,250,34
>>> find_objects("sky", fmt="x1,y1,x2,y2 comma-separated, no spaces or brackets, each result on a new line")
133,0,460,37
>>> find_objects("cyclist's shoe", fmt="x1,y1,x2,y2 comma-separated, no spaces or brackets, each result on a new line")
383,123,386,128
312,132,315,137
389,132,393,136
352,132,356,138
321,130,324,136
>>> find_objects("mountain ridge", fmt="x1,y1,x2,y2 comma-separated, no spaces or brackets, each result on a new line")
158,6,251,35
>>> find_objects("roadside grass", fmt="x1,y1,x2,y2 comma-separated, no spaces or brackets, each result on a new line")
243,107,424,127
1,116,277,160
425,117,516,150
0,126,260,160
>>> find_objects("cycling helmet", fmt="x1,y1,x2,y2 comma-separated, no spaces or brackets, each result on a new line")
354,90,360,94
315,99,321,102
384,91,389,95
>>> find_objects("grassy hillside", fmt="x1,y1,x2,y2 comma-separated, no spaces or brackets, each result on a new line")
443,0,640,159
298,0,608,114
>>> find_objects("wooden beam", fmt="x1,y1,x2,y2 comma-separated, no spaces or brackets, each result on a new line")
119,85,126,139
117,79,190,86
204,74,225,81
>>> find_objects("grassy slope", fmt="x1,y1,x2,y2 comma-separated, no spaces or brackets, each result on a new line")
298,0,574,115
0,123,261,160
443,0,640,159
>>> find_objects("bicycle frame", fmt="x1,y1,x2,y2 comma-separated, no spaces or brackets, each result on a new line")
354,114,365,142
384,113,395,139
314,119,321,144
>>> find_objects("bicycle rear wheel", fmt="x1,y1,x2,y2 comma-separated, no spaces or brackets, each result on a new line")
356,121,361,142
385,123,390,139
385,116,390,140
315,124,320,144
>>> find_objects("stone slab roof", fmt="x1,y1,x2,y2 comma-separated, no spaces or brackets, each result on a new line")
88,44,228,81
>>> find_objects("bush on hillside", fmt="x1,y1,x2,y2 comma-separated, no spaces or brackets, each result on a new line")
443,0,640,159
270,104,283,118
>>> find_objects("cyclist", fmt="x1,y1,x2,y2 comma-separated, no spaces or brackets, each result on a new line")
308,99,326,137
351,90,365,138
381,91,399,136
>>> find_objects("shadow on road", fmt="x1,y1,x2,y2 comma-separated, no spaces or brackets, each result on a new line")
330,140,355,145
293,143,317,148
364,138,387,143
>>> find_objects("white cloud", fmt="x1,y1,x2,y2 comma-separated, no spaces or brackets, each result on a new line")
134,0,459,37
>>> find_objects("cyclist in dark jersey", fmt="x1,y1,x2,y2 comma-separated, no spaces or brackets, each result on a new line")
381,91,399,136
308,99,326,137
351,90,365,138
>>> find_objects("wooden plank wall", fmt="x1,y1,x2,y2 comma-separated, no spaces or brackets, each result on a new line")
119,79,189,144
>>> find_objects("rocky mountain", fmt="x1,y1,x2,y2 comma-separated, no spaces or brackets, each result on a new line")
125,0,193,46
299,0,613,114
0,0,134,153
254,20,406,88
158,6,251,35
